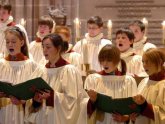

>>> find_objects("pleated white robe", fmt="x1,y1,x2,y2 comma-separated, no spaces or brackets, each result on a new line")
120,48,147,77
29,40,44,63
73,33,112,72
25,64,89,124
84,73,138,124
135,78,165,124
0,59,38,124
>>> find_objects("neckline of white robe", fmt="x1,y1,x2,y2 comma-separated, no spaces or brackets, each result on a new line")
1,58,32,66
120,48,135,59
85,33,103,42
0,16,13,30
133,36,147,49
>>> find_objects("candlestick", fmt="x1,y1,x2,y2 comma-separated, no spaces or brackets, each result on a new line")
74,18,81,42
142,18,148,36
162,21,165,44
107,20,112,40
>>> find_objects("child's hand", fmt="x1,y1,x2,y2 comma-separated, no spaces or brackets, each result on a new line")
112,113,129,122
33,90,51,103
87,89,97,102
9,96,25,105
0,92,6,98
133,95,146,105
129,113,139,122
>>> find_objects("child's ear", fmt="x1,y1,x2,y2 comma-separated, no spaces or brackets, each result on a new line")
21,40,24,47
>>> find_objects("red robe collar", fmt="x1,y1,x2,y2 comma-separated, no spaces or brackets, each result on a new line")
35,37,42,43
98,69,122,76
149,69,165,81
5,53,28,61
45,57,69,68
7,22,16,27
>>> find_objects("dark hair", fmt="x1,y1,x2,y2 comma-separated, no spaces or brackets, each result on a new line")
143,48,165,71
116,28,135,47
129,20,145,32
38,15,54,29
5,26,29,57
98,44,127,75
87,16,103,27
42,34,66,54
0,3,12,13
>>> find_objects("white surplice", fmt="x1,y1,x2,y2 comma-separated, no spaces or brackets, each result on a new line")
0,59,38,124
133,36,156,56
120,48,147,77
135,78,165,124
73,33,112,72
84,73,138,124
25,64,89,124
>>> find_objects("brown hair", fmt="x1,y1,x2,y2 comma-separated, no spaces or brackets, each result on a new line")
38,15,54,29
143,48,165,71
0,3,12,13
98,44,127,75
54,26,70,39
87,16,103,27
5,26,29,57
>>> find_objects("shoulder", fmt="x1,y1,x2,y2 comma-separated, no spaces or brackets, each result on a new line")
143,43,156,51
100,39,112,45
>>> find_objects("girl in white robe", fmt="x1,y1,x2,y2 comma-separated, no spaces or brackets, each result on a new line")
84,44,138,124
133,48,165,124
0,26,38,124
73,16,112,73
25,34,88,124
115,28,147,77
29,15,55,63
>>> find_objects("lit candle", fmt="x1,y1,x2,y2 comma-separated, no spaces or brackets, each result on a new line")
19,18,26,27
142,18,148,36
74,18,81,42
162,21,165,44
107,20,112,40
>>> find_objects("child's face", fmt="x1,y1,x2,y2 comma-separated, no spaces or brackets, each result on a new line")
5,32,24,56
0,8,10,22
87,23,102,37
115,33,133,52
38,25,51,37
142,55,158,76
42,38,59,61
100,60,117,73
129,25,144,43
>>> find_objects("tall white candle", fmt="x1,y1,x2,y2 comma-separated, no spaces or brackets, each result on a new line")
19,18,26,27
107,20,112,40
162,21,165,44
74,18,81,42
142,18,148,36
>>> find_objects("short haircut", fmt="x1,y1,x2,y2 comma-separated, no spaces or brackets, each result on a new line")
0,3,12,13
87,16,103,27
38,15,54,29
129,20,145,32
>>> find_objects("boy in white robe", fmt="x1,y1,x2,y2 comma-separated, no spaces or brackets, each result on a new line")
129,20,156,56
54,25,81,70
0,26,38,124
0,3,15,58
29,15,55,63
73,16,112,73
84,44,138,124
115,28,147,77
